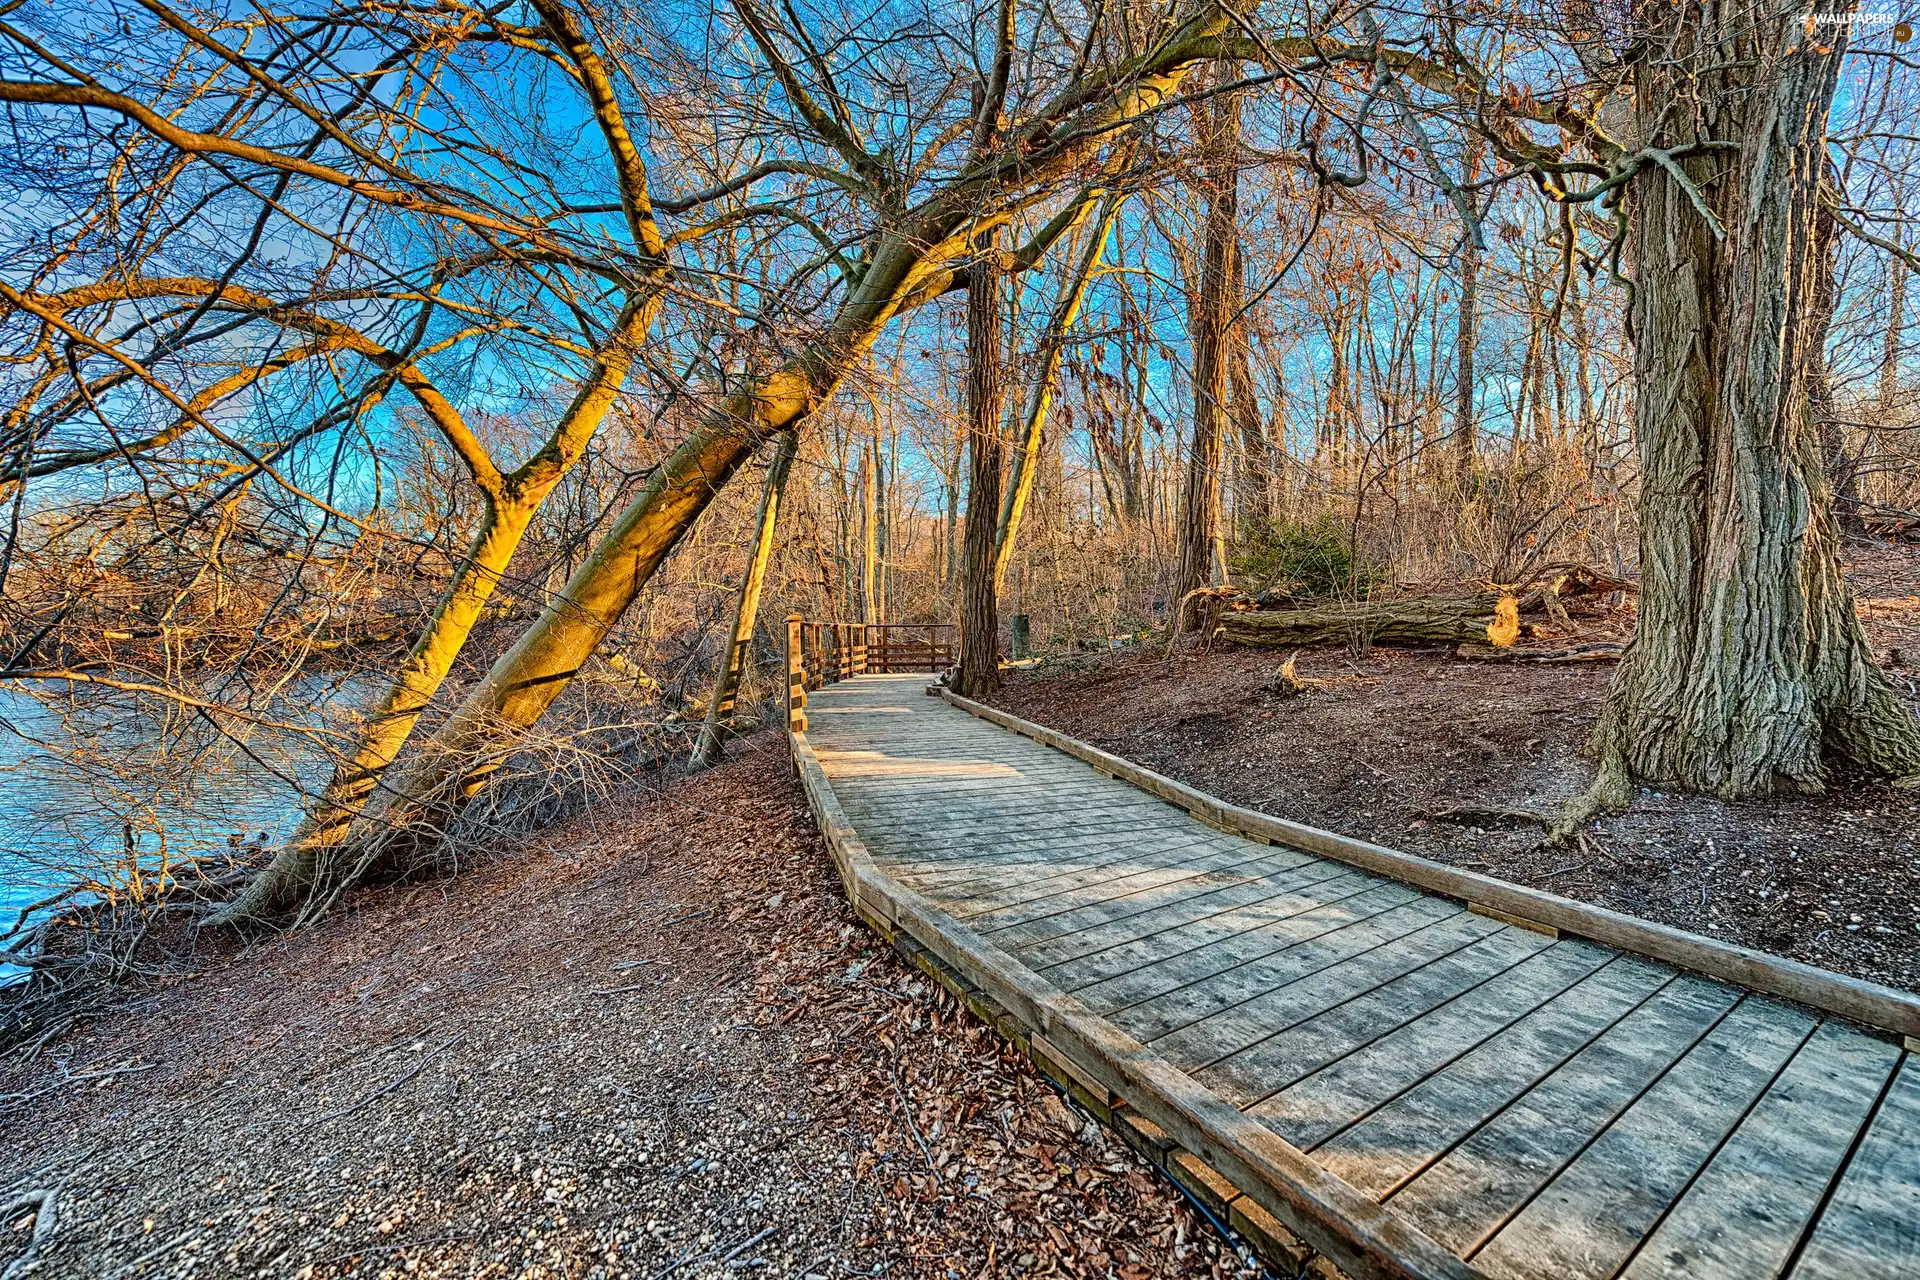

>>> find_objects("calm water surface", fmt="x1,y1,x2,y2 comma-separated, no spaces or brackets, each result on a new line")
0,679,370,936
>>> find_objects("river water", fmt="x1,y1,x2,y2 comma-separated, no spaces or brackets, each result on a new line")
0,679,367,937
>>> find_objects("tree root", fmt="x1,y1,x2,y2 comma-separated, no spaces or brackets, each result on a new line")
1546,740,1635,845
0,1188,55,1280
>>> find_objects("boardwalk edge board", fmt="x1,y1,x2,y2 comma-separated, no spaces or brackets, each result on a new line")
789,728,1478,1280
936,688,1920,1043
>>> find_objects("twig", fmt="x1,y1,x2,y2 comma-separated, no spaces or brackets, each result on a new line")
721,1227,775,1267
655,1225,772,1280
0,1188,55,1280
888,1063,939,1181
294,1035,461,1131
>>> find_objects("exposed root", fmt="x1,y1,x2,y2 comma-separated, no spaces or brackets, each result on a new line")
0,1189,56,1280
1547,738,1635,845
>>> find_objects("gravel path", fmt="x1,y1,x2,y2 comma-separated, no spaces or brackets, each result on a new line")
0,734,1256,1280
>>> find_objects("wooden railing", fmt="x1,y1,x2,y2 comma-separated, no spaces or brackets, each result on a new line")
785,617,954,732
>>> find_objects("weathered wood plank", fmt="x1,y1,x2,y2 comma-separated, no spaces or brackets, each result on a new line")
1203,937,1604,1110
883,828,1234,894
1142,913,1512,1068
1256,954,1670,1152
1383,977,1744,1253
983,850,1328,951
1615,1021,1901,1280
950,842,1290,927
1072,886,1440,1014
1000,859,1351,959
1788,1054,1920,1279
1033,868,1393,988
1471,996,1818,1280
1313,968,1688,1197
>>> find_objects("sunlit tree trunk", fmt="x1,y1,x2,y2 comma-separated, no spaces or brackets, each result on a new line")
690,429,797,772
216,299,656,921
1454,225,1480,482
1583,4,1920,811
996,190,1125,593
859,439,879,622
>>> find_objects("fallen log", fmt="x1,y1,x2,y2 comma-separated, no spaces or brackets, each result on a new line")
1454,640,1626,663
1218,594,1504,648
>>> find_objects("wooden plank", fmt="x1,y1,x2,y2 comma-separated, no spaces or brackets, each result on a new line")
1615,1021,1901,1280
983,850,1329,952
998,859,1359,959
1312,966,1686,1197
1142,912,1509,1069
1032,868,1393,988
1789,1055,1920,1278
1071,886,1440,1015
832,800,1184,847
948,846,1307,932
1471,997,1818,1280
1254,954,1669,1151
1383,976,1745,1253
950,841,1289,928
1202,936,1603,1110
939,689,1920,1039
883,827,1233,893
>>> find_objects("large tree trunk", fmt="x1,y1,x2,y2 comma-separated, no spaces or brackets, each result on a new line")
1175,66,1239,627
1590,5,1920,805
689,429,797,772
955,229,1007,698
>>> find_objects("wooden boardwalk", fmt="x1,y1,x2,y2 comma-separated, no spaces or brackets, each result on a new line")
793,672,1920,1280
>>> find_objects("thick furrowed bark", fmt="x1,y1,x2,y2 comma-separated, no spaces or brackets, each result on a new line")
956,232,1008,699
1174,68,1238,627
1588,5,1920,810
689,430,796,772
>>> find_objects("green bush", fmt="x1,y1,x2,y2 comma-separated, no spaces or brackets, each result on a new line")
1231,516,1386,601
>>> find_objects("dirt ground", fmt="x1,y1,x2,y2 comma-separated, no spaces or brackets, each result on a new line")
0,736,1256,1280
991,545,1920,994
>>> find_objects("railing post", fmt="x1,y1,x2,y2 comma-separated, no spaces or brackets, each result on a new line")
854,622,868,675
785,614,807,733
867,623,879,672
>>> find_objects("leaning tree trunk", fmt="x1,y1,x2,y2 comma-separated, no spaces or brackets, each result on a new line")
214,298,658,922
995,189,1125,593
955,229,1008,698
274,20,1229,893
1174,65,1240,628
1588,4,1920,808
689,429,797,772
